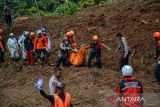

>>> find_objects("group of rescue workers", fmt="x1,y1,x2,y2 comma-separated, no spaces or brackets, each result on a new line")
0,27,51,65
33,31,159,107
0,27,160,106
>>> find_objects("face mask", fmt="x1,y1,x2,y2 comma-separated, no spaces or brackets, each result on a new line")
158,60,160,64
64,40,68,45
10,36,14,39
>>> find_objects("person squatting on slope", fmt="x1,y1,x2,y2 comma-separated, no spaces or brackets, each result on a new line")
49,68,62,95
152,32,160,84
41,27,51,64
35,80,73,107
116,32,131,71
55,36,74,68
7,33,19,62
85,35,111,68
3,2,11,27
65,31,78,52
117,65,143,107
18,31,29,64
34,30,48,64
24,33,34,65
0,29,5,63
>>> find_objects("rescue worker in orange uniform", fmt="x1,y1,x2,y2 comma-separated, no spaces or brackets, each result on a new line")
35,80,73,107
85,35,111,68
153,32,160,59
117,65,143,107
34,30,47,64
0,29,5,63
41,27,50,64
152,32,160,84
65,31,78,52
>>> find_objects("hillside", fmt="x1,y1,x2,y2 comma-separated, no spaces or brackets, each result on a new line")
0,0,160,107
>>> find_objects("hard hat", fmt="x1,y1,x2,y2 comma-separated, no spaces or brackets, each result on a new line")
30,32,35,36
41,28,46,33
122,65,133,77
23,31,29,36
9,33,14,37
56,82,65,89
66,31,75,37
92,35,99,41
36,30,42,36
69,31,75,35
153,32,160,38
0,29,4,34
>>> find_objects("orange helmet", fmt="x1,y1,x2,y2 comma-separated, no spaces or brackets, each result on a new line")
66,31,75,37
30,32,35,36
153,32,160,38
69,31,74,35
92,35,99,41
0,29,4,34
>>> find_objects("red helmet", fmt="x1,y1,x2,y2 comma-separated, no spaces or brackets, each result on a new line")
153,32,160,38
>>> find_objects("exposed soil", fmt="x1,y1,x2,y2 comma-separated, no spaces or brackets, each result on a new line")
0,0,160,107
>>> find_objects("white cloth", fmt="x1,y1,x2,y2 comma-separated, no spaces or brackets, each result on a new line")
48,75,59,95
47,34,51,52
7,38,19,58
18,35,27,59
117,37,130,56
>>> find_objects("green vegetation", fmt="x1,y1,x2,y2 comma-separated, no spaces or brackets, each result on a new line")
0,0,117,19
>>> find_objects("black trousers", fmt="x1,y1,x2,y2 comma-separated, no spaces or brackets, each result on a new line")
0,49,4,63
56,56,69,68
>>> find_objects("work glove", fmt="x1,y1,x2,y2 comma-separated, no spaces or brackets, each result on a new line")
35,79,43,91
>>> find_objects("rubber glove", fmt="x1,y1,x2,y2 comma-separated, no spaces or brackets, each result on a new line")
35,79,43,91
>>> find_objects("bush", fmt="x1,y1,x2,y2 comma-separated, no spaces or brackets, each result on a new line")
54,1,80,16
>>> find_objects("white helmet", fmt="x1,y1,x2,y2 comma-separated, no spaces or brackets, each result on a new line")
36,30,42,36
122,65,133,77
23,31,29,36
9,33,14,37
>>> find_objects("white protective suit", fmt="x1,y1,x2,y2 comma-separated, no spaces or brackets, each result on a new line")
18,34,26,60
7,38,19,58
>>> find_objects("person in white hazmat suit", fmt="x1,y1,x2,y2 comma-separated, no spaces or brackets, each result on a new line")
7,33,19,62
18,31,29,63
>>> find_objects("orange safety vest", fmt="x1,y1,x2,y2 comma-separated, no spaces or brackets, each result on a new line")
34,36,46,49
52,93,71,107
67,36,76,48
